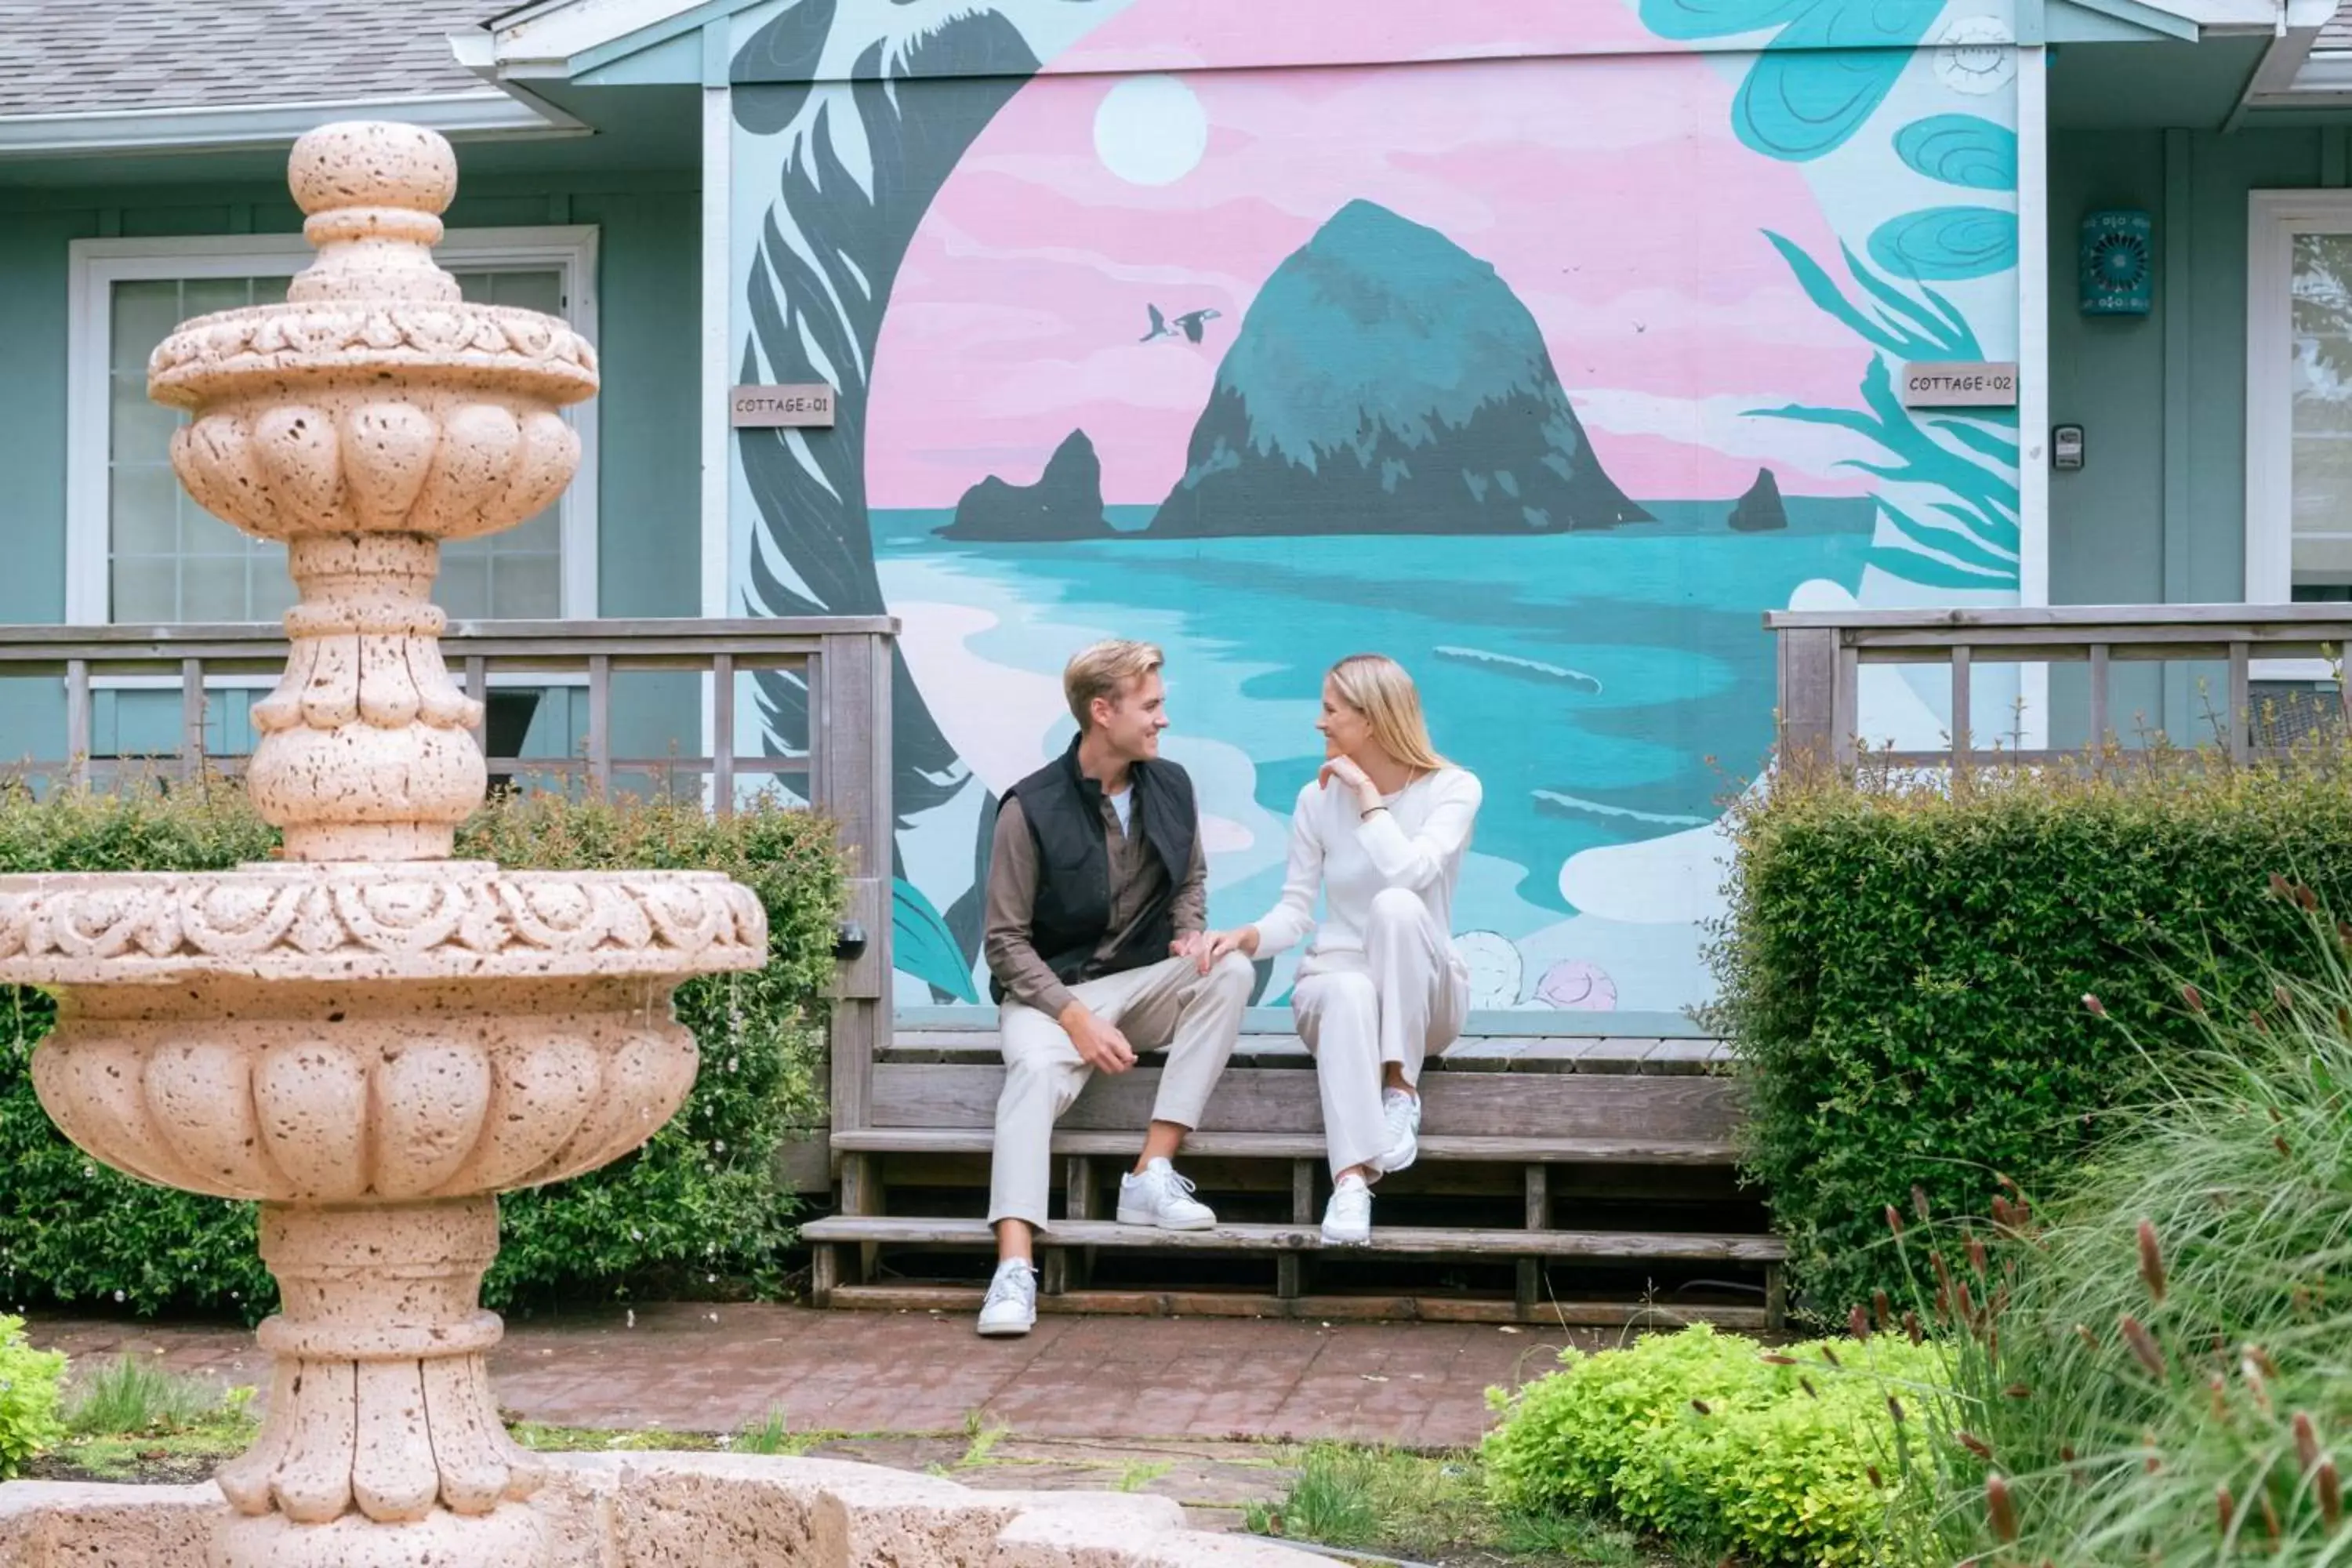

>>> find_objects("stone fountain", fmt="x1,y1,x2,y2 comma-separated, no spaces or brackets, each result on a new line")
0,122,1317,1568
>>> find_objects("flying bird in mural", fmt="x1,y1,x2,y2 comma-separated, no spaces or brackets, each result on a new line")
1141,304,1221,344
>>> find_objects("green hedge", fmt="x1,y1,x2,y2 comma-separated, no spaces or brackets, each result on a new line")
0,783,844,1318
1709,750,2352,1318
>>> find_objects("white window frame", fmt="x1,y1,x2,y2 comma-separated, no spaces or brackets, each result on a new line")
2247,191,2352,679
65,227,601,630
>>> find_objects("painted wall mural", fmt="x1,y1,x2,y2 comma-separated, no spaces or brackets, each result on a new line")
726,0,2024,1014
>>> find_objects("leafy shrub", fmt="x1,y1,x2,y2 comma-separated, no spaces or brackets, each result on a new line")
0,782,844,1316
1483,1321,1944,1565
1874,901,2352,1566
1710,748,2352,1313
0,1314,66,1478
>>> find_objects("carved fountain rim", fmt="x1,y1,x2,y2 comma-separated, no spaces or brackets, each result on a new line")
0,863,766,985
148,302,600,407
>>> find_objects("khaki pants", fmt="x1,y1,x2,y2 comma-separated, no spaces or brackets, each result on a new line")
1291,888,1469,1177
988,953,1254,1229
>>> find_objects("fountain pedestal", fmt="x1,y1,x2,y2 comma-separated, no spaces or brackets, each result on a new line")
0,122,762,1568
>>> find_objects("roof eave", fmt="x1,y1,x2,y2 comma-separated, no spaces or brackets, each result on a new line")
0,88,585,162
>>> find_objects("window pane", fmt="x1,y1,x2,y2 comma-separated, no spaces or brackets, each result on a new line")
112,557,176,622
2291,234,2352,590
110,281,183,365
104,266,572,624
180,554,247,621
180,277,256,318
495,550,561,619
111,464,179,556
437,553,491,620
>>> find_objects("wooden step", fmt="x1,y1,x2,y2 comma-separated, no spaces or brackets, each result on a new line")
829,1128,1739,1165
886,1029,1730,1076
801,1214,1786,1263
868,1064,1742,1143
823,1283,1773,1330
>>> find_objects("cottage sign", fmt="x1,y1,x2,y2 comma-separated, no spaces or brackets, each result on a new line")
1899,361,2019,408
731,383,837,427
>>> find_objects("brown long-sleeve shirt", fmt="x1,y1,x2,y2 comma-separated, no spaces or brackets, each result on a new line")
982,784,1207,1018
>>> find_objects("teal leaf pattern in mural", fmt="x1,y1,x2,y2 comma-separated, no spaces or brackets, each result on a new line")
892,877,978,1004
1894,114,2016,191
1868,206,2018,281
1639,0,1944,161
1751,240,2020,590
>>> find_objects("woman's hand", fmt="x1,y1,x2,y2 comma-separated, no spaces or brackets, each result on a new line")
1317,754,1384,816
1185,926,1261,974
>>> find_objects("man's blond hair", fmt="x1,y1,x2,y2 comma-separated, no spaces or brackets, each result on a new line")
1065,640,1164,731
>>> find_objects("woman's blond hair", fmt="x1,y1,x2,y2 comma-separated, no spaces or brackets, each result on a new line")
1327,654,1448,773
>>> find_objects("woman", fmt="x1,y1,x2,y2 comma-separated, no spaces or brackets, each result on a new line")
1199,655,1482,1244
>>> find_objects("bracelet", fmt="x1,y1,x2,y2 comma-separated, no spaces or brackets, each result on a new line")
1360,804,1388,820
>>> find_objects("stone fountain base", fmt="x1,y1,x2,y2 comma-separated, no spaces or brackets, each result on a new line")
0,1454,1320,1567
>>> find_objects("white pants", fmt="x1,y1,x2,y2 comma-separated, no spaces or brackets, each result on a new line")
988,953,1254,1229
1290,888,1469,1178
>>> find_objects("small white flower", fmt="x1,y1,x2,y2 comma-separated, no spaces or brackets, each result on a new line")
713,1141,726,1154
631,1229,644,1243
114,1290,125,1302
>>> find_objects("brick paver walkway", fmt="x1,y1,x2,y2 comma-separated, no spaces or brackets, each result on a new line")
27,1305,1602,1448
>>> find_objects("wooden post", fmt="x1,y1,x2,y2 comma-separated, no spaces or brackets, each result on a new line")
2088,644,2111,751
1282,1158,1316,1302
586,653,612,797
1517,1163,1549,1319
64,659,90,791
711,652,735,817
1765,1262,1788,1331
1777,626,1838,773
2227,641,2252,760
1949,644,1973,768
818,631,895,1221
809,1243,839,1308
180,659,205,781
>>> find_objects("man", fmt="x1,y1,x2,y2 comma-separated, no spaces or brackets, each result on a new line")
976,639,1254,1338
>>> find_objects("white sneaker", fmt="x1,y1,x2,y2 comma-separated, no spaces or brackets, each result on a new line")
1377,1087,1422,1174
976,1259,1036,1338
1116,1158,1217,1230
1322,1173,1373,1245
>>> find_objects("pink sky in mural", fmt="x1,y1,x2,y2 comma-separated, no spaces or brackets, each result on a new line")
867,6,1878,510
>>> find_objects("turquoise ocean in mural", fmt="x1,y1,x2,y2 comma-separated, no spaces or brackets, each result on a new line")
875,502,1875,954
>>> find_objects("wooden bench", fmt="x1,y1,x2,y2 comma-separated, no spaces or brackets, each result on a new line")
808,1008,1784,1327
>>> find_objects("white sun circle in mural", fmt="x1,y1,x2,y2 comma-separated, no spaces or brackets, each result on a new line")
1093,74,1208,186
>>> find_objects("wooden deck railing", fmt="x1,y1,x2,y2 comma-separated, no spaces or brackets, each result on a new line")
1768,604,2352,768
0,616,899,1163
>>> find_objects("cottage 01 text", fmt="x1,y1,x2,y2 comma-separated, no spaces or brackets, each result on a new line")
1898,361,2019,408
731,383,837,428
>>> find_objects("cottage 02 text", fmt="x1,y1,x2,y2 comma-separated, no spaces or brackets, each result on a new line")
1898,361,2018,408
731,383,837,428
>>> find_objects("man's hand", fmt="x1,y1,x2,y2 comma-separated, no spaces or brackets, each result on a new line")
1184,926,1260,974
1057,1000,1136,1073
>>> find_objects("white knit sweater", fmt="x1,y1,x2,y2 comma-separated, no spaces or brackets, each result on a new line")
1248,766,1483,974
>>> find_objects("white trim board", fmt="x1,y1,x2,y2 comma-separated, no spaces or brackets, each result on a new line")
0,92,582,161
2017,43,2053,749
2244,190,2352,680
64,227,601,627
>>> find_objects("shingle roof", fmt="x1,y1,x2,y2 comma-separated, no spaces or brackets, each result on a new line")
2321,0,2352,50
0,0,498,120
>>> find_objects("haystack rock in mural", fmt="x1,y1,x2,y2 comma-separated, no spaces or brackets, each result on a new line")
1147,201,1650,539
726,0,2024,1014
